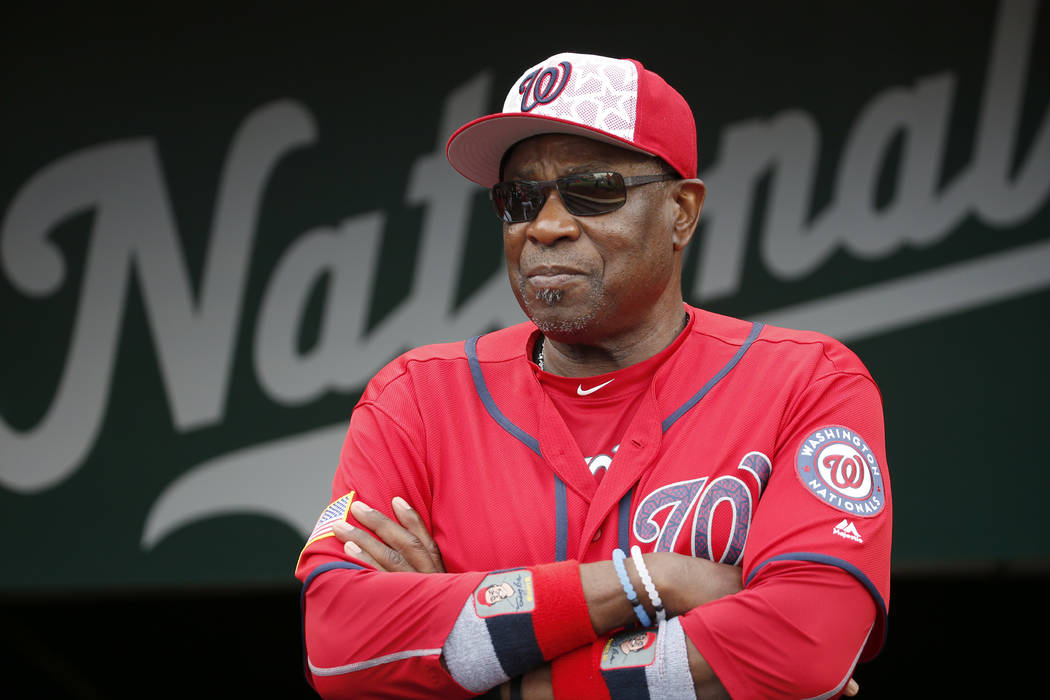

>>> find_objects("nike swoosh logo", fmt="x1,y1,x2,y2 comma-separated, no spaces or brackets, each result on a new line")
577,379,615,396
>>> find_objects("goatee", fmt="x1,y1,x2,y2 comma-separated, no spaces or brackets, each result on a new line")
535,288,563,306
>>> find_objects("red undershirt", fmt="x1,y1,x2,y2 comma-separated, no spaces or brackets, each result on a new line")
534,321,690,483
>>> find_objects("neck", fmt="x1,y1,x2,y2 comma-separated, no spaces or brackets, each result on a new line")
539,304,689,378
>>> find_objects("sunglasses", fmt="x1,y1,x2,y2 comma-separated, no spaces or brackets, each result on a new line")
490,171,677,223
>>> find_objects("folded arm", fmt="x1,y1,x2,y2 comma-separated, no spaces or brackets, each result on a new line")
327,497,863,700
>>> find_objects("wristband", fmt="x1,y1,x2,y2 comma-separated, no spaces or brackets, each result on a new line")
553,625,681,700
550,642,609,700
612,548,651,628
529,560,597,658
630,545,665,624
446,561,596,690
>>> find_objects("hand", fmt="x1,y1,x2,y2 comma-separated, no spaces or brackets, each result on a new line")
493,666,553,700
331,496,445,573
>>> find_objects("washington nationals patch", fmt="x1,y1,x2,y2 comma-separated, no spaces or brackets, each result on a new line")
796,426,885,517
472,570,535,618
600,628,658,669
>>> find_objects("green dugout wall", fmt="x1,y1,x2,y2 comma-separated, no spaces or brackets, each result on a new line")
2,1,1048,593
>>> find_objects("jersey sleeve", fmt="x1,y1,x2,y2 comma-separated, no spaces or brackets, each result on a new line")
294,396,487,700
679,365,892,699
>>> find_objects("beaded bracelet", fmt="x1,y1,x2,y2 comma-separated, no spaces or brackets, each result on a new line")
612,548,651,628
630,545,666,624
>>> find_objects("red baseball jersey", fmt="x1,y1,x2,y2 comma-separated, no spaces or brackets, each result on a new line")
295,305,892,699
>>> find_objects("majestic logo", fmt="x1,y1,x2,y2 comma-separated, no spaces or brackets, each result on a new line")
472,570,535,618
518,61,571,112
833,519,864,543
796,426,885,516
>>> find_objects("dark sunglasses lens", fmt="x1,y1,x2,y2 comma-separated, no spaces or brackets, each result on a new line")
492,181,542,223
560,172,626,216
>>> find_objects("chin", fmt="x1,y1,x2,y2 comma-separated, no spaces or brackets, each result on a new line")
517,279,606,336
523,300,604,339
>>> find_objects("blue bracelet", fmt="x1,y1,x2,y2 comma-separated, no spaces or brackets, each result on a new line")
612,548,652,628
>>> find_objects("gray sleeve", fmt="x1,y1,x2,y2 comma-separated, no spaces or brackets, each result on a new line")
645,617,697,700
442,597,511,694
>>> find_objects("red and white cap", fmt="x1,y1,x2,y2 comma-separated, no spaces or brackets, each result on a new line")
445,52,697,187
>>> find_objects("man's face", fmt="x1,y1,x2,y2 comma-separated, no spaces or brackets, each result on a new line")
620,632,648,654
500,134,683,344
484,581,515,605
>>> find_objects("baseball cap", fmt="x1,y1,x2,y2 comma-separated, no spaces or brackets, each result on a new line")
445,52,697,187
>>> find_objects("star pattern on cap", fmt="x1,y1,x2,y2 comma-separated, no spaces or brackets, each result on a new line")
594,79,634,132
520,56,638,139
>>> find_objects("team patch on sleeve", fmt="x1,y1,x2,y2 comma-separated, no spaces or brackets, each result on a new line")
472,570,535,618
795,426,885,517
600,629,658,670
305,491,355,547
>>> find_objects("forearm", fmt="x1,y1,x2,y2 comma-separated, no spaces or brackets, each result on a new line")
324,491,741,698
497,618,721,700
580,552,743,635
301,565,486,699
479,553,738,700
686,638,730,700
442,552,738,698
677,560,876,699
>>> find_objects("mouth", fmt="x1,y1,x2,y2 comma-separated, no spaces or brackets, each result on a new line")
525,265,586,288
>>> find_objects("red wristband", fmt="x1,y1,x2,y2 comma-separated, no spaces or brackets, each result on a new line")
530,560,598,659
550,641,610,700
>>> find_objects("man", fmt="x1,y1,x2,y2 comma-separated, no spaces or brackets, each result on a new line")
478,581,518,608
616,631,657,658
295,52,890,699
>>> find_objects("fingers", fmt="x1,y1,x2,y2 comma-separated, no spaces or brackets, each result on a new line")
391,497,445,573
331,523,387,571
844,678,859,696
355,499,439,572
330,498,444,573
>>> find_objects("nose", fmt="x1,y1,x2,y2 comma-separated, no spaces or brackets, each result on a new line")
523,187,581,246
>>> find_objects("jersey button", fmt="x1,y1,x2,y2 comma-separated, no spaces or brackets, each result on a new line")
592,528,602,542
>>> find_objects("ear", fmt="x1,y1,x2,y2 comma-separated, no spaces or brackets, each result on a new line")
670,179,706,251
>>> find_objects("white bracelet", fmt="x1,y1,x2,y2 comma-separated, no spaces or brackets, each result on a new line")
630,545,666,623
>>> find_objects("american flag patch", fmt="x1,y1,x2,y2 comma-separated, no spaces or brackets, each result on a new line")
306,491,354,546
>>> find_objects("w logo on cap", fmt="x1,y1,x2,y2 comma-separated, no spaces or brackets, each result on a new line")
518,61,572,112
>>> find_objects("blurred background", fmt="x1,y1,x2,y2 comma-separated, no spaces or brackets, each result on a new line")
1,1,1047,696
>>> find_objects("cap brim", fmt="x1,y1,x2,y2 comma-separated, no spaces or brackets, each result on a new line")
446,113,656,187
